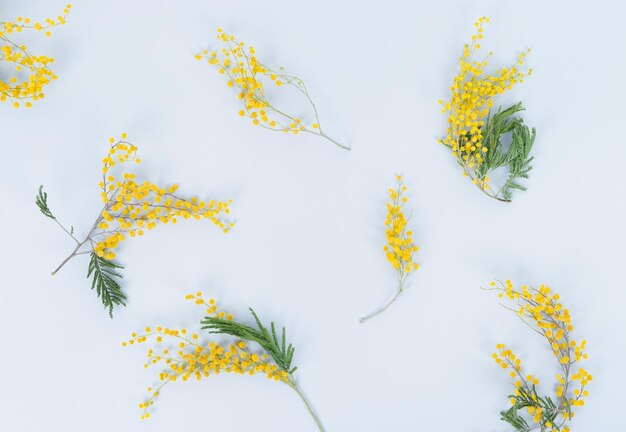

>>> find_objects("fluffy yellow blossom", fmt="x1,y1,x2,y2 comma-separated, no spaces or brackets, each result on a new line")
196,28,348,150
361,176,419,322
439,17,533,201
51,133,232,266
0,4,71,107
125,293,325,430
91,136,232,259
490,280,591,431
383,177,419,275
38,134,232,316
125,321,288,420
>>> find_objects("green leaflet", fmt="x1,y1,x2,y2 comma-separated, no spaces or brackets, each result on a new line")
501,404,530,431
476,102,536,201
201,308,297,374
502,386,564,432
87,253,127,317
36,185,56,219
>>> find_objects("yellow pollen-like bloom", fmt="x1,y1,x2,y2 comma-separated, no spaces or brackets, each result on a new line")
40,134,233,316
0,4,72,107
439,17,533,201
383,177,419,276
125,293,324,430
490,280,591,430
360,176,419,323
91,136,232,258
196,28,348,150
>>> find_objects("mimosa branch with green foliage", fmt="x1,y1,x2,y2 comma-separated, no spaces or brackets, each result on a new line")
196,28,348,150
438,17,535,202
124,293,325,431
1,4,72,107
360,176,419,323
487,280,592,432
36,134,233,317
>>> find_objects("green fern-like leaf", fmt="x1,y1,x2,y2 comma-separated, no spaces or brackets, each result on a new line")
87,253,127,317
480,103,526,172
36,185,56,219
201,308,297,373
475,103,536,201
500,405,530,431
501,386,567,432
501,121,536,200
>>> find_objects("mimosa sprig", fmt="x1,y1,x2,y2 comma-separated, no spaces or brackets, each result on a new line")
486,280,592,432
36,134,232,316
1,4,72,107
360,176,419,322
196,28,348,150
124,292,325,431
438,17,536,202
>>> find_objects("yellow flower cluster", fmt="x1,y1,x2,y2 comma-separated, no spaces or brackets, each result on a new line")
0,4,71,107
491,280,592,431
438,17,531,191
360,176,419,322
92,134,232,260
384,176,419,277
196,28,348,150
124,292,289,420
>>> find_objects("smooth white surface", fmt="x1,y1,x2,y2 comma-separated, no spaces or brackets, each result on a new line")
1,0,625,431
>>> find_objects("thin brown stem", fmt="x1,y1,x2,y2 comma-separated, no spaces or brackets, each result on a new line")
286,376,325,432
51,239,87,275
360,282,404,323
50,208,106,275
458,160,510,202
315,131,350,151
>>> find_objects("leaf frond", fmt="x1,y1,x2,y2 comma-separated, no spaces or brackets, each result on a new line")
36,185,56,219
475,103,536,201
502,385,565,431
201,308,297,373
87,253,127,318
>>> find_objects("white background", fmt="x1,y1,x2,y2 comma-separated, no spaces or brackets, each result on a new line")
1,1,625,431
